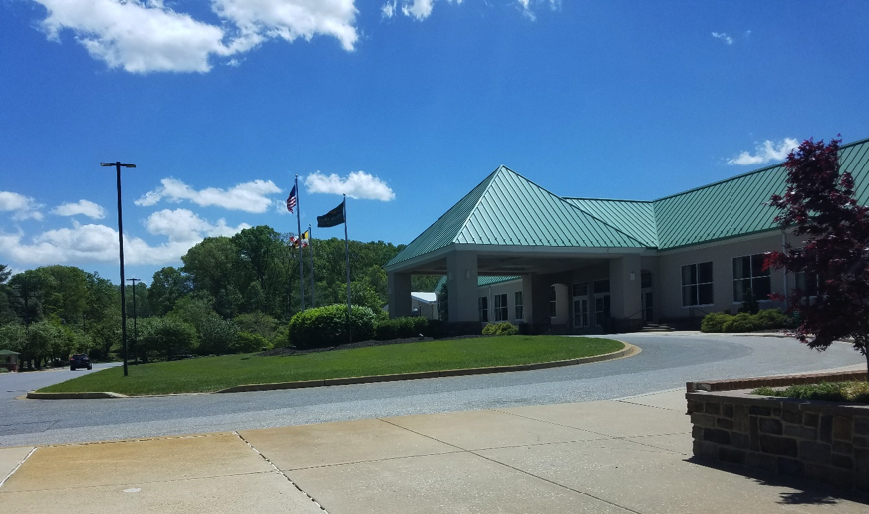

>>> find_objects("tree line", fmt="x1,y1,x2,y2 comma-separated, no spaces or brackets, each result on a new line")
0,225,439,368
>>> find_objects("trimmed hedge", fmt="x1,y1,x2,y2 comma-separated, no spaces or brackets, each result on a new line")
374,317,448,340
701,308,796,333
482,322,519,336
289,304,377,349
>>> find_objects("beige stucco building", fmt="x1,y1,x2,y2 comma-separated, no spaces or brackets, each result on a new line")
385,138,869,333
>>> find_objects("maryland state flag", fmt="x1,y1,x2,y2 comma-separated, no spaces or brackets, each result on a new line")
317,199,345,228
290,230,309,248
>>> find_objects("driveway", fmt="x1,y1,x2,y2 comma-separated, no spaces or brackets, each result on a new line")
0,333,864,448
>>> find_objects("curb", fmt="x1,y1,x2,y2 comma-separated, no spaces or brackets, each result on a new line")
25,392,128,400
213,342,639,394
26,342,639,399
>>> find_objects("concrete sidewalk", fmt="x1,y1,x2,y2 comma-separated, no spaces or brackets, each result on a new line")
1,390,866,513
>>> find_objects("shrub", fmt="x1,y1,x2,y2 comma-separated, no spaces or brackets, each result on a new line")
140,317,196,361
700,312,731,333
724,312,759,333
753,381,869,404
701,308,794,333
234,331,271,353
482,322,519,336
289,304,377,349
197,317,239,355
374,317,430,340
754,308,796,329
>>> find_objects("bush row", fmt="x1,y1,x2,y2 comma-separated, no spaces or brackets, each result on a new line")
288,307,526,349
700,308,796,333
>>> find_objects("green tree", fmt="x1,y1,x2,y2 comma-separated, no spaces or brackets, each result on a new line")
232,225,282,292
0,264,16,324
34,266,88,324
149,267,191,316
198,317,239,355
139,317,196,361
182,237,251,317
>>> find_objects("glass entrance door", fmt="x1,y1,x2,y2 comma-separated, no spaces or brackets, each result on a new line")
595,295,611,327
573,298,589,328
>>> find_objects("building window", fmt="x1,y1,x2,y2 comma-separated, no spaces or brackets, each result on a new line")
572,283,588,297
478,296,488,322
733,254,771,302
682,262,713,307
641,271,652,289
549,286,557,317
514,291,523,320
593,279,610,294
494,293,508,321
795,272,819,298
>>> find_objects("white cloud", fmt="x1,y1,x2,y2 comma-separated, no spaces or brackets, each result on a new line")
35,0,231,73
305,171,395,201
0,224,184,267
382,1,397,18
30,0,360,73
135,178,282,213
712,32,733,45
0,210,249,268
728,138,799,166
213,0,359,52
145,208,250,243
51,199,107,219
0,191,44,221
516,0,558,20
402,0,434,20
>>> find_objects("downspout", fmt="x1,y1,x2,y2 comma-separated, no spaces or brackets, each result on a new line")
781,228,788,309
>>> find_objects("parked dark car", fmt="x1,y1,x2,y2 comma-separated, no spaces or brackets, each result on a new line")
70,354,92,371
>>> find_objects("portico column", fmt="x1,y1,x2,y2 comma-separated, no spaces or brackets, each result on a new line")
388,272,412,318
446,250,478,322
610,254,642,320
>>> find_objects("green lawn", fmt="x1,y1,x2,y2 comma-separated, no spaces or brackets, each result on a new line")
39,336,624,396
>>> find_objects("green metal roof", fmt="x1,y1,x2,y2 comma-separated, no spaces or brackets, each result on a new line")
387,166,648,267
652,137,869,249
563,198,658,247
477,276,521,286
388,137,869,266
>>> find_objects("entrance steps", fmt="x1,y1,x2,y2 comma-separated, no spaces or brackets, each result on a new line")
640,323,675,333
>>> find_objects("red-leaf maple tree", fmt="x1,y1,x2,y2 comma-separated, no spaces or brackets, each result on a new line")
766,137,869,376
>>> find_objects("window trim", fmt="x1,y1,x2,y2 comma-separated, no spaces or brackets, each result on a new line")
681,261,714,308
494,293,508,322
514,291,524,321
478,296,488,322
732,254,772,304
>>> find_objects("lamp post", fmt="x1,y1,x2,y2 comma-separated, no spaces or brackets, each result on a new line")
126,278,140,365
101,161,136,377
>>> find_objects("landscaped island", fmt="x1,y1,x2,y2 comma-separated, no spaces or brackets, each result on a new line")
37,335,625,396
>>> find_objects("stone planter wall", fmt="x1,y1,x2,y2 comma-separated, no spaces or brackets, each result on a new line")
686,372,869,491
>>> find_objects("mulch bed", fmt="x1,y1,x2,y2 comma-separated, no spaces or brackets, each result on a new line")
259,335,488,357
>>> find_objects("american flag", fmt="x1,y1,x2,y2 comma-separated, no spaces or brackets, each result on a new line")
286,185,297,213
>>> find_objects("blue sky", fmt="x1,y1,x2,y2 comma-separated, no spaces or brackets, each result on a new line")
1,0,867,284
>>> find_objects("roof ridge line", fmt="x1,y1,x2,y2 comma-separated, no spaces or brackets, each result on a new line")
501,167,651,248
451,166,506,244
562,197,653,204
651,136,869,204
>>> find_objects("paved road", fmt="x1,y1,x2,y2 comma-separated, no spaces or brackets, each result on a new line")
1,333,864,448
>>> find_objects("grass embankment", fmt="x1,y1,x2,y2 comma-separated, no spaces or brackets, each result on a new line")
753,381,869,404
39,335,624,396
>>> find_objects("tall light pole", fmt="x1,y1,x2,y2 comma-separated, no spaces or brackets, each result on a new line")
102,162,136,377
126,278,140,365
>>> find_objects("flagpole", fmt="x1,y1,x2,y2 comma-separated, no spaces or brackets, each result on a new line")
308,223,314,308
343,195,351,343
296,175,305,311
